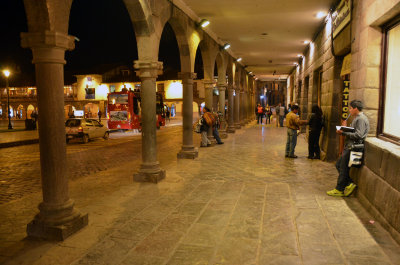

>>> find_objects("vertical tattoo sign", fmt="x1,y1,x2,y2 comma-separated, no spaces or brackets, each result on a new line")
342,80,350,119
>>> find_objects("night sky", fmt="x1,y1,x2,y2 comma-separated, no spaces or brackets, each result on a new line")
0,0,189,87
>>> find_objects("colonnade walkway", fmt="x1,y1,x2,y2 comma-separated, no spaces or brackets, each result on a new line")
2,123,400,265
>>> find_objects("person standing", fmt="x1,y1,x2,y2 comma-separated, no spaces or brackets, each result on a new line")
200,107,211,147
327,100,369,197
307,105,324,159
265,106,271,124
285,105,307,158
211,111,223,144
200,107,223,146
165,108,170,123
279,103,286,127
98,110,102,123
256,104,263,124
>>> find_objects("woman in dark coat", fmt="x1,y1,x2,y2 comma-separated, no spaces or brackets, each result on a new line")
308,105,324,159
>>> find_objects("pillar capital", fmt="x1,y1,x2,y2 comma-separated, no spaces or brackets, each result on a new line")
217,83,227,91
21,31,75,64
134,61,163,79
203,79,215,89
178,72,197,80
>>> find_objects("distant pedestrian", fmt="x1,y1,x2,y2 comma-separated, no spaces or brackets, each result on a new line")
265,106,272,124
256,104,263,124
98,110,102,123
307,105,324,159
279,104,286,127
166,108,170,122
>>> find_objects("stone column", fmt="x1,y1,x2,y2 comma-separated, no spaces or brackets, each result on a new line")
227,85,235,133
204,80,216,142
247,91,251,122
21,31,88,241
244,91,249,123
177,72,198,159
234,88,241,129
251,92,255,120
134,61,166,183
240,91,246,126
217,83,228,139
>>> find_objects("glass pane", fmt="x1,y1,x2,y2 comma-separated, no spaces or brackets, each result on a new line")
108,94,128,105
384,24,400,138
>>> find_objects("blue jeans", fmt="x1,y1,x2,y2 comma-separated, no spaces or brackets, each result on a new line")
285,128,297,156
213,128,223,144
335,149,352,191
279,116,284,127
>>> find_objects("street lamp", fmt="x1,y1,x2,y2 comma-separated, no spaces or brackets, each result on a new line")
2,70,12,129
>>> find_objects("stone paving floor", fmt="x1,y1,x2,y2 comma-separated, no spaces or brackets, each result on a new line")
1,122,400,265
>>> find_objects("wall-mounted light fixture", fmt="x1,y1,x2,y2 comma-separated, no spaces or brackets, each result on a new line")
316,11,327,19
223,43,231,50
303,40,310,44
297,54,304,58
198,19,210,28
236,57,242,62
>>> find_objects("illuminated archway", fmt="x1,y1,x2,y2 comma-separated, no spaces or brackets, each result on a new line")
84,103,99,119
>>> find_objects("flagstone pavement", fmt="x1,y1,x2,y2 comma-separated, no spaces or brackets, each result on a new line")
1,122,400,265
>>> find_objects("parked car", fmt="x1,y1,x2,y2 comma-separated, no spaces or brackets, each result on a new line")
65,118,109,143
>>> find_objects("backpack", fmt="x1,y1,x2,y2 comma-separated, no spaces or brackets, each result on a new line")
194,118,202,133
203,112,215,126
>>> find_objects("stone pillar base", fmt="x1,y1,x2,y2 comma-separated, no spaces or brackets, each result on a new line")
27,212,88,241
134,164,166,183
240,121,246,126
227,126,236,133
219,130,228,139
177,147,198,159
235,124,241,129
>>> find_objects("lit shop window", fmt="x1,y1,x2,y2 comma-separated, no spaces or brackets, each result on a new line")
382,19,400,141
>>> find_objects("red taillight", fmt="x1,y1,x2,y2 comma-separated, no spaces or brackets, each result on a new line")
78,126,83,132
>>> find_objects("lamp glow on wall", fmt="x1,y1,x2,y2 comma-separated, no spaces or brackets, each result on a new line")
223,43,231,50
165,81,183,99
96,84,109,100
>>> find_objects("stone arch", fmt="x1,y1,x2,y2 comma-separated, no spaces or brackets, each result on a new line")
198,36,220,80
64,104,76,119
226,57,234,87
157,22,181,80
123,0,159,60
84,103,99,119
235,66,241,90
23,0,73,33
160,6,195,73
215,52,228,83
123,0,154,36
